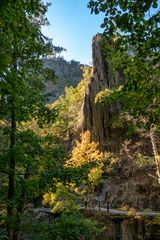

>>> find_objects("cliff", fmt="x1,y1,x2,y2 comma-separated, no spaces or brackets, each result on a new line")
44,57,83,102
83,34,122,150
82,34,160,210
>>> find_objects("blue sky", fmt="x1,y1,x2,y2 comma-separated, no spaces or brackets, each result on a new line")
43,0,160,64
42,0,104,64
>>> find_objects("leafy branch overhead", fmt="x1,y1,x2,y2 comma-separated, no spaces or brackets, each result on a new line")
88,0,159,53
88,0,160,129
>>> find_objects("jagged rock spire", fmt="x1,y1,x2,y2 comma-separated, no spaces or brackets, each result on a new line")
83,34,120,149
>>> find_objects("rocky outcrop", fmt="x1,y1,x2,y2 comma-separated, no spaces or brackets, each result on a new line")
44,57,83,102
83,34,121,150
100,173,160,210
82,34,160,211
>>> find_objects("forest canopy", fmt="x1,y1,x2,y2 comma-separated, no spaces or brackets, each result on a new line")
0,0,160,240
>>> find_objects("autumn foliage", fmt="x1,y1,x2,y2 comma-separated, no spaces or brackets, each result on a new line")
66,131,103,168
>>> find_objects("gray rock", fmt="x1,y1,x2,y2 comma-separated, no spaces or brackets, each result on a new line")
43,57,83,102
82,34,122,150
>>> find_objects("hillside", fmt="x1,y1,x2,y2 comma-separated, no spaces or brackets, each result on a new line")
43,57,84,102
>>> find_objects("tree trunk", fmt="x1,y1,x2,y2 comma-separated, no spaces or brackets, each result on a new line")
12,167,30,240
7,100,16,240
150,127,160,185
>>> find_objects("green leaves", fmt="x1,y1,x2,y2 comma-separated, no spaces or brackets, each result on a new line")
88,0,160,52
0,1,62,237
48,214,104,240
152,0,158,8
88,0,160,132
49,67,91,140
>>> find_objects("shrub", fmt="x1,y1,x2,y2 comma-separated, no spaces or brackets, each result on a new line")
49,213,104,240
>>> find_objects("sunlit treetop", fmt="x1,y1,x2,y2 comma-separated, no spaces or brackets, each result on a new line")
65,131,104,168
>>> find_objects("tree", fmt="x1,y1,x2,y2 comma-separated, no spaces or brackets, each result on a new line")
47,214,104,240
88,0,160,183
88,0,160,124
66,131,104,168
0,1,58,239
65,131,113,210
43,181,80,214
49,66,92,141
88,0,159,54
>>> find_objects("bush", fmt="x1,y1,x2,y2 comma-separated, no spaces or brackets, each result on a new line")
49,213,104,240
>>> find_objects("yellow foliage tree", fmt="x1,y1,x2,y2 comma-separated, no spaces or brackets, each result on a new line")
66,131,103,168
65,131,106,210
42,182,80,214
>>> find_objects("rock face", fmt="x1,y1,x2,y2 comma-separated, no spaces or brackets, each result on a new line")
82,34,160,211
44,57,83,102
83,34,121,150
100,173,160,210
